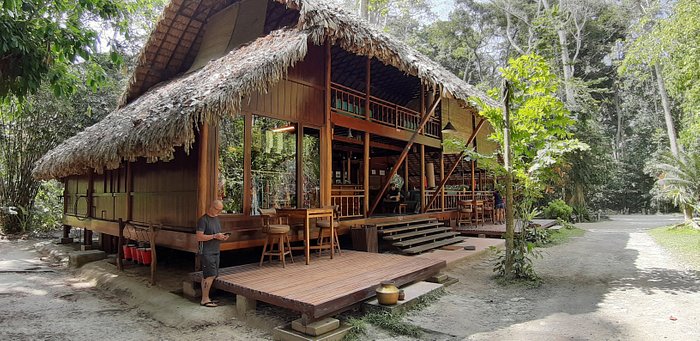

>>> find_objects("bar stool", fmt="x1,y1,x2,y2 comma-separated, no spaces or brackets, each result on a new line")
457,201,473,227
316,206,341,256
258,208,294,267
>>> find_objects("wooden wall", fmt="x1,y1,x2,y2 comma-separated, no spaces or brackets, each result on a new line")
63,146,199,230
241,43,325,127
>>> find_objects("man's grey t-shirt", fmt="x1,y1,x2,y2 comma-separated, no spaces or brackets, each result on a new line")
197,214,221,255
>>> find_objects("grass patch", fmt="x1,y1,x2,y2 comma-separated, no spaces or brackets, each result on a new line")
547,227,585,246
648,225,700,269
341,288,446,340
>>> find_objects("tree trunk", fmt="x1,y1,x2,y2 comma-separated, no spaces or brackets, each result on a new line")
654,64,679,157
360,0,369,21
502,80,515,278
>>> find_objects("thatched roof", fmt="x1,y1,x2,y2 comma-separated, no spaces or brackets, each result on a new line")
34,0,497,180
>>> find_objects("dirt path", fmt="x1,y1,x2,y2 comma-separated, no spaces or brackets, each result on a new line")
398,215,700,340
0,238,266,341
2,215,698,340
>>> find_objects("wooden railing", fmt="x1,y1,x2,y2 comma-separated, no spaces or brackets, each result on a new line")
331,83,441,138
425,190,494,212
331,185,364,219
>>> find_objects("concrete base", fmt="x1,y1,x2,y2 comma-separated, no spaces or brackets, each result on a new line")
80,244,93,251
549,225,563,231
274,323,351,341
182,281,201,299
364,281,443,314
57,237,74,244
463,245,476,250
291,317,340,336
428,273,448,283
236,295,256,317
69,250,106,267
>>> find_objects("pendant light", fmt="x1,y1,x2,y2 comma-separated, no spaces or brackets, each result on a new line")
441,102,456,133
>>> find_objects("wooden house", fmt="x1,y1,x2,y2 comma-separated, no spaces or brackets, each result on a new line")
33,0,500,257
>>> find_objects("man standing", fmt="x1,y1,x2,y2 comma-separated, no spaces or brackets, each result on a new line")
196,200,227,307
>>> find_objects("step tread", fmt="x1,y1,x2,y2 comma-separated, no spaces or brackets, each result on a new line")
373,218,434,228
402,237,466,254
393,232,462,247
383,226,453,241
379,222,444,235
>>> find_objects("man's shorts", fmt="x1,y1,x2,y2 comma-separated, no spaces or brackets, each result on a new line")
200,253,220,278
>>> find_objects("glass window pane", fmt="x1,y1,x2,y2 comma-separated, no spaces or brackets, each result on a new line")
303,128,320,208
218,115,245,214
251,116,297,213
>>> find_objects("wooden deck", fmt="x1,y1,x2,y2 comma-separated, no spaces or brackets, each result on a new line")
456,219,557,237
191,251,444,320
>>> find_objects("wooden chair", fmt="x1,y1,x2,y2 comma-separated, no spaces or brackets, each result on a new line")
473,200,485,226
258,208,293,267
316,205,342,256
483,200,494,224
457,200,473,227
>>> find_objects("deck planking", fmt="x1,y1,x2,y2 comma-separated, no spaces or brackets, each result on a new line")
190,250,445,319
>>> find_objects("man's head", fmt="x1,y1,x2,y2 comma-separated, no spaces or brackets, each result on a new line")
208,200,224,217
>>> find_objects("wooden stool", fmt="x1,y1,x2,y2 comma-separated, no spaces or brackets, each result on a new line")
457,201,473,227
259,208,294,267
474,200,485,226
260,225,293,267
483,200,494,224
316,205,341,256
398,203,407,214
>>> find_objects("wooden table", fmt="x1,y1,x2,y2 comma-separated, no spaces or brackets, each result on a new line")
277,207,335,265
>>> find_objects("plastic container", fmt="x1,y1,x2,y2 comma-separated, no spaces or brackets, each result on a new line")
141,248,152,265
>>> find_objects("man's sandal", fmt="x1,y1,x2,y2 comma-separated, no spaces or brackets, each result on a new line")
200,301,218,307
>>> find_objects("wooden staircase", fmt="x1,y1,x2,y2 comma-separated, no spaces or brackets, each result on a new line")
374,218,465,254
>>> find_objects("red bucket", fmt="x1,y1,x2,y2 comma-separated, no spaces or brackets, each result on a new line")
141,248,152,265
129,245,139,262
136,248,145,264
122,245,132,260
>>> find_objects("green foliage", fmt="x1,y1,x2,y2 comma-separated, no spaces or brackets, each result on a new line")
364,311,423,338
645,151,700,224
0,0,136,99
547,226,585,246
649,225,700,268
31,180,64,232
524,226,550,246
493,236,542,284
543,199,573,221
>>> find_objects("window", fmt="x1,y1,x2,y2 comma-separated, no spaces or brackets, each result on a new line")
303,127,320,208
218,115,245,214
251,116,297,213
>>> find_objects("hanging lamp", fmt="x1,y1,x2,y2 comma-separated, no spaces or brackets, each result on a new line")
441,102,457,133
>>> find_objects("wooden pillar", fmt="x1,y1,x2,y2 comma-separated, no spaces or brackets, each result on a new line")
126,162,133,221
87,171,94,218
197,124,210,217
471,160,476,198
440,152,445,212
243,114,253,214
420,144,426,213
320,42,333,207
363,132,370,217
404,157,409,192
365,57,371,121
297,124,304,207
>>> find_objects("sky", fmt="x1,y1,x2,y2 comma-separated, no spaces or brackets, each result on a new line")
429,0,455,20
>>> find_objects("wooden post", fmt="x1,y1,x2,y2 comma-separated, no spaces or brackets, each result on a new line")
367,95,441,216
363,132,370,217
403,157,409,192
149,224,159,286
440,152,445,212
243,114,253,214
126,162,133,221
420,145,426,212
320,42,333,207
365,57,371,121
297,124,304,207
117,218,124,271
197,124,210,217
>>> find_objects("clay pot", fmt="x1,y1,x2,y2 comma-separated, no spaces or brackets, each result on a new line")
376,281,400,305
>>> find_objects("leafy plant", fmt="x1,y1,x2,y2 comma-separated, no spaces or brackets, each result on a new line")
493,235,542,283
543,199,573,221
524,226,550,246
645,151,700,228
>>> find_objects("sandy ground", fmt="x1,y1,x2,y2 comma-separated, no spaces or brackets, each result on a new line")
2,215,698,340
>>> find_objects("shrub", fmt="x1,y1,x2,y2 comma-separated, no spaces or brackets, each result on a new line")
543,199,573,221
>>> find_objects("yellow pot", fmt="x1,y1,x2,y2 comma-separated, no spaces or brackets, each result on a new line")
376,281,400,305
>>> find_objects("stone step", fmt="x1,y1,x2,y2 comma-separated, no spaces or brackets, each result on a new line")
402,236,466,254
393,232,461,248
363,281,444,314
383,226,452,241
374,218,434,228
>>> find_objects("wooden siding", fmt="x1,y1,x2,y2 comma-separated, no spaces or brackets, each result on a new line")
131,148,198,228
